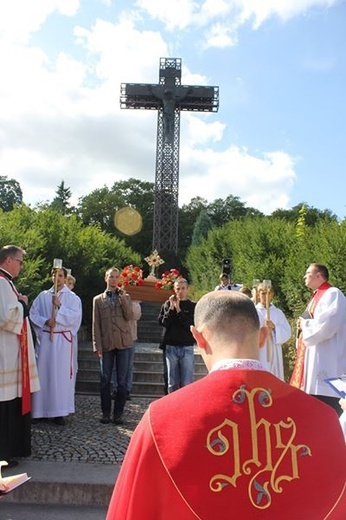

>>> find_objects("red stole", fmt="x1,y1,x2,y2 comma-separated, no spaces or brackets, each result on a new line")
290,281,332,389
0,272,31,414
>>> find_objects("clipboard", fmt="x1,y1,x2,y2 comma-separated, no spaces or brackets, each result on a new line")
324,376,346,398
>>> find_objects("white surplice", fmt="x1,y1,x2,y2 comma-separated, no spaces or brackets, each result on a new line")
0,276,40,401
301,287,346,397
256,303,291,380
30,285,82,418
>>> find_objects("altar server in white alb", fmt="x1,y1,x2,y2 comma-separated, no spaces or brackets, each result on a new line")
290,263,346,416
256,282,291,380
30,266,82,425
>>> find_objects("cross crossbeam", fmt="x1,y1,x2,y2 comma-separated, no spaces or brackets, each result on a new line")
120,57,219,257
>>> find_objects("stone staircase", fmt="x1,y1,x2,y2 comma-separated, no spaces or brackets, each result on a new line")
137,302,163,343
76,343,207,398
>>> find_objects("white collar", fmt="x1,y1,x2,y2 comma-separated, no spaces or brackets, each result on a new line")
210,358,264,373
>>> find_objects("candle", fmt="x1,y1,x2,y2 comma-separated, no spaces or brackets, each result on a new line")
53,258,63,269
263,279,272,290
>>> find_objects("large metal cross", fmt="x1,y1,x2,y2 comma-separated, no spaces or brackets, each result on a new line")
120,57,219,259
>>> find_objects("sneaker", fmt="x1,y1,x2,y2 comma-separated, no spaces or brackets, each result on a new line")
113,415,124,425
100,415,111,424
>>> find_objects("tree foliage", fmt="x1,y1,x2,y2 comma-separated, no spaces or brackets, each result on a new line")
191,210,213,246
77,178,154,262
0,205,141,330
0,175,23,211
50,180,73,215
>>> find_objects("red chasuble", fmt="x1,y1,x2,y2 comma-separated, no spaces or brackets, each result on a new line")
107,369,346,519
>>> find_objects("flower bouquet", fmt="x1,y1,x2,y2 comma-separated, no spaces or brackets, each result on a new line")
155,269,181,290
118,265,144,287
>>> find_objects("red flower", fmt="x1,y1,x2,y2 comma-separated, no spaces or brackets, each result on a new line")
155,268,181,290
119,265,144,287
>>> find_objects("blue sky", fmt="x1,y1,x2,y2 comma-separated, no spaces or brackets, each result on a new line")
0,0,345,218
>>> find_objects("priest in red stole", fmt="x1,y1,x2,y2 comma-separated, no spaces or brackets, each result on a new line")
107,291,346,520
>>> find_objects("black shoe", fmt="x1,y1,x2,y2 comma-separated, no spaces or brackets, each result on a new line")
53,417,66,426
100,415,111,424
113,415,124,425
126,392,131,401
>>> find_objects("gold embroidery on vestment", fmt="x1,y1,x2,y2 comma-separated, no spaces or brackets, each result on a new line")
206,385,312,510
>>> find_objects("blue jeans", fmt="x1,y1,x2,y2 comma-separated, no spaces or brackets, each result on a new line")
111,344,135,393
165,345,194,393
100,348,131,418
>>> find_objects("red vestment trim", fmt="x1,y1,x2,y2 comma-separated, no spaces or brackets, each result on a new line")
0,272,31,414
290,281,332,389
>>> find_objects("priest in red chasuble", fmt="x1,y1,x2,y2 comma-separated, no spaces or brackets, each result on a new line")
107,291,346,520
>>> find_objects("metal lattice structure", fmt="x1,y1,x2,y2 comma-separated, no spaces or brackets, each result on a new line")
120,57,219,256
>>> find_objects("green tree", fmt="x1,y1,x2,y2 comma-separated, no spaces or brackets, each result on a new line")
178,197,208,261
78,179,155,262
0,205,140,331
0,175,23,211
50,180,72,214
191,210,213,246
207,195,263,227
271,203,338,226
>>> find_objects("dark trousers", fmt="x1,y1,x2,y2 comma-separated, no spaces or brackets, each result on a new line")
100,349,131,418
0,397,31,460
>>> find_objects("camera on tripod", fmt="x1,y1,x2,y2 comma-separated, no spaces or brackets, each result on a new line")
221,258,232,276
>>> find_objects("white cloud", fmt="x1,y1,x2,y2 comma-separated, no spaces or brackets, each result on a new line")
237,0,338,29
204,23,238,49
135,0,197,31
0,1,299,216
136,0,339,48
0,0,80,45
179,145,296,213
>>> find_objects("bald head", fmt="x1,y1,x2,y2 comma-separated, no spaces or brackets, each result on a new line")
193,291,264,370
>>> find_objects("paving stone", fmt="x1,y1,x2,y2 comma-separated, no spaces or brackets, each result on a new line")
29,394,155,465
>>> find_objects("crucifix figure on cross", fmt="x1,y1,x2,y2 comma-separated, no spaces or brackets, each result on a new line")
120,57,219,257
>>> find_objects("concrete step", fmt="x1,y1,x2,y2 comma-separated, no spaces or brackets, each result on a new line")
1,460,118,508
0,503,107,519
137,302,163,343
76,343,208,397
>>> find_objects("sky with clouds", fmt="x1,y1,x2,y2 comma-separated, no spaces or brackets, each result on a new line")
0,0,345,217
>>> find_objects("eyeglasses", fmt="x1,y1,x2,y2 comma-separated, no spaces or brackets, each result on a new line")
11,257,24,266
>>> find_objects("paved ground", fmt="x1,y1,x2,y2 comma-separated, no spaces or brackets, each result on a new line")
29,394,156,465
0,395,158,518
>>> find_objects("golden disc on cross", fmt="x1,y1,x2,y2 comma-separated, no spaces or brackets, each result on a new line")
114,207,143,236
